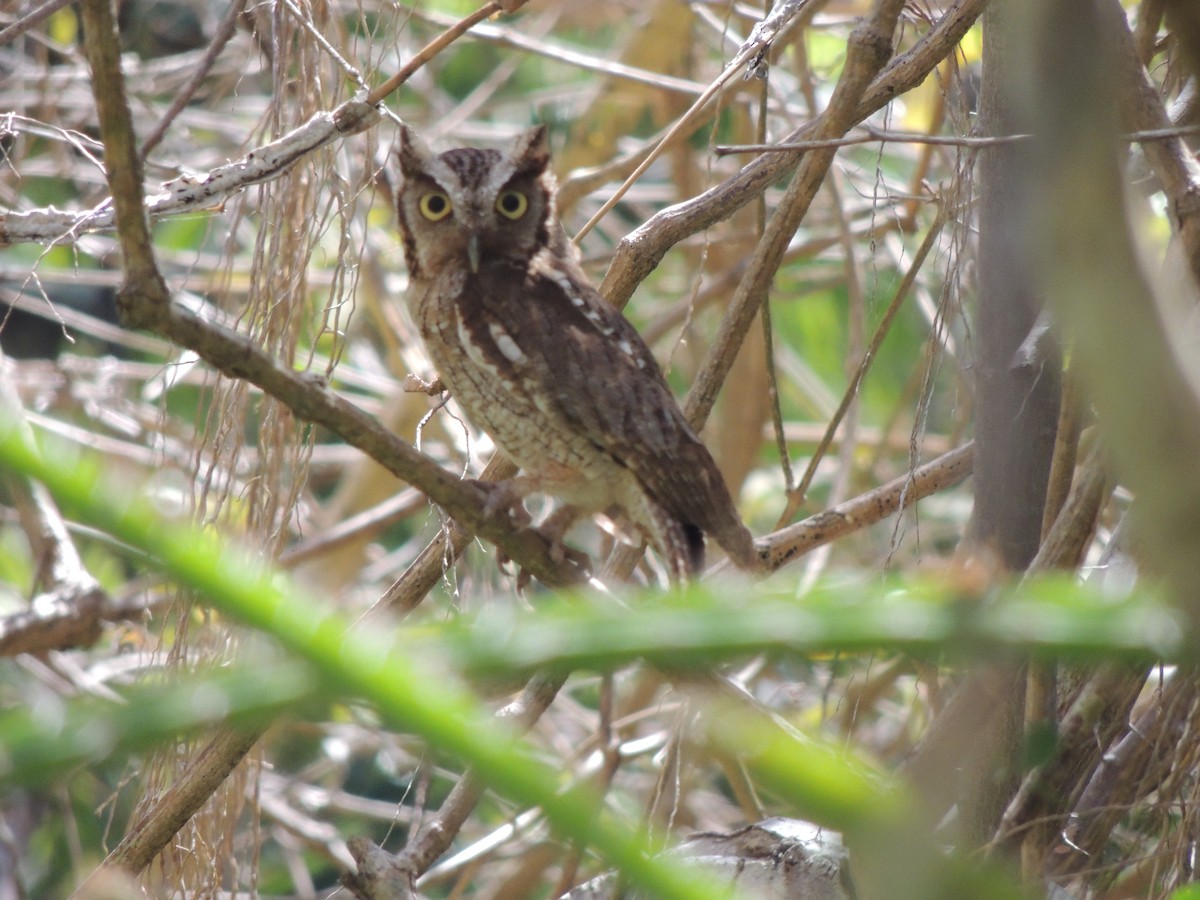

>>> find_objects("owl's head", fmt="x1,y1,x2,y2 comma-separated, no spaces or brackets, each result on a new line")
394,125,556,279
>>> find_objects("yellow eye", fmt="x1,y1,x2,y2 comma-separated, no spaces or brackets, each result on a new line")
495,189,528,220
419,191,452,221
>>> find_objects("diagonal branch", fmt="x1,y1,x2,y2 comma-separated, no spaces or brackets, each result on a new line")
0,365,114,656
759,441,974,572
160,307,586,587
70,1,577,882
0,1,526,249
78,0,167,306
344,671,569,897
599,0,986,310
77,0,584,591
0,0,72,46
1100,0,1200,290
683,0,907,428
138,0,250,160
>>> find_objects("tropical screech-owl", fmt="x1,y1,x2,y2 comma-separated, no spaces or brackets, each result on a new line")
394,124,758,580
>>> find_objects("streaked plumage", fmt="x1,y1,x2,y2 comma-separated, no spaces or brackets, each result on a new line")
394,124,757,580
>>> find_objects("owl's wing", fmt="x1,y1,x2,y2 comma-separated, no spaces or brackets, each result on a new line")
471,250,749,559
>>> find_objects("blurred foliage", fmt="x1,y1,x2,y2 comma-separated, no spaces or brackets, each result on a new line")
0,0,1192,898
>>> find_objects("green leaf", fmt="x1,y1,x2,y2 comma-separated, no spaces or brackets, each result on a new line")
0,658,318,787
0,414,730,900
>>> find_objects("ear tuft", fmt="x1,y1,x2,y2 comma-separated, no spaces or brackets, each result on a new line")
511,124,550,174
396,123,436,176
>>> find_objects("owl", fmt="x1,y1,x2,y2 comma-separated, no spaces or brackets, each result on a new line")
393,124,758,581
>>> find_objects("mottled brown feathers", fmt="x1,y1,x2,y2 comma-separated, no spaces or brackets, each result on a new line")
394,124,757,580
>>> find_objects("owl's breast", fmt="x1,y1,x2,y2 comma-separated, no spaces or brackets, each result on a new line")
411,270,632,512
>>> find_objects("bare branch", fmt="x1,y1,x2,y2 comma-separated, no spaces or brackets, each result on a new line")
598,0,987,310
0,0,72,46
0,99,380,249
682,0,907,428
84,727,264,881
778,210,950,525
716,124,1200,154
0,362,113,656
760,442,975,572
0,1,536,249
345,672,569,895
138,0,250,160
158,305,586,587
1100,0,1200,291
365,1,528,107
78,0,168,305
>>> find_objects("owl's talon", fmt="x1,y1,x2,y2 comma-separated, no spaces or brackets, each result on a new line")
494,511,592,586
470,478,532,525
534,505,587,569
494,541,587,590
511,543,590,591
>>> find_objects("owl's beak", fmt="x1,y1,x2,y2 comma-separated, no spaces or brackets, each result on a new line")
467,233,481,274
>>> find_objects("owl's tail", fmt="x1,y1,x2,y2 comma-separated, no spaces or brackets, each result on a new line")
650,507,763,582
649,503,706,582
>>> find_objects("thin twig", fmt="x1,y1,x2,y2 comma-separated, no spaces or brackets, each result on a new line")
717,130,1032,153
345,671,569,895
598,0,987,310
138,0,250,160
409,7,710,99
569,0,813,242
279,488,426,568
0,0,72,47
366,1,527,107
683,0,907,429
281,0,368,89
756,14,794,495
757,441,974,572
716,123,1200,154
0,1,532,248
374,454,519,616
777,209,949,527
572,37,768,244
